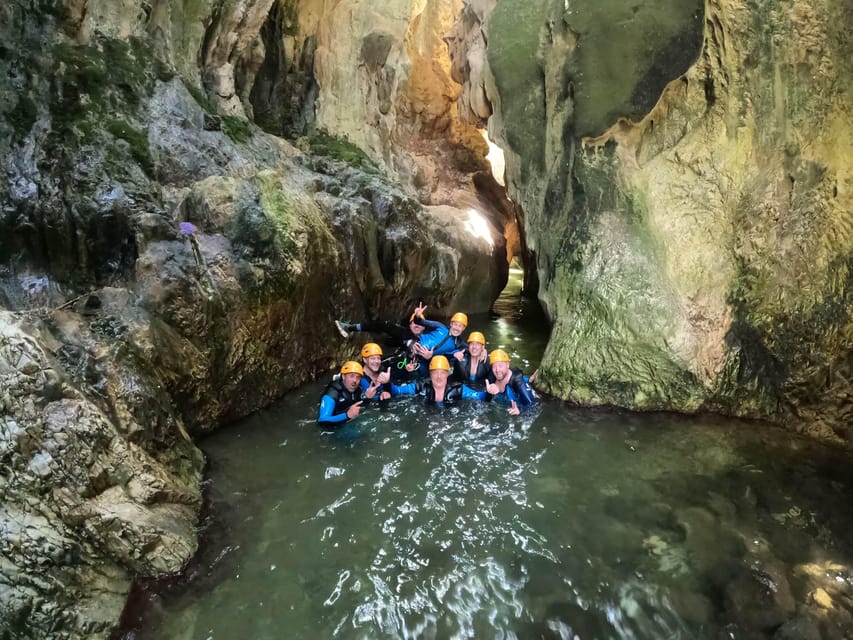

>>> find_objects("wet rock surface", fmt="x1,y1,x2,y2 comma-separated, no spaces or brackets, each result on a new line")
1,0,852,637
474,0,853,439
0,310,203,638
0,2,505,638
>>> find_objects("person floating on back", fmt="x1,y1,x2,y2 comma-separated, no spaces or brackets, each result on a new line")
484,349,538,415
334,303,440,381
317,361,365,428
395,355,485,407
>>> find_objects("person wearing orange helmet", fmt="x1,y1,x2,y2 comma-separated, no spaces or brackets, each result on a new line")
411,310,470,361
450,331,491,390
485,349,538,415
394,355,485,407
359,343,410,400
334,309,427,343
317,361,365,427
333,303,443,382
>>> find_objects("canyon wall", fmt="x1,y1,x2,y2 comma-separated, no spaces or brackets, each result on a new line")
467,0,852,441
3,0,852,636
0,1,504,637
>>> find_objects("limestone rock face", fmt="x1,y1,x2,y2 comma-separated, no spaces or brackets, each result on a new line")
260,0,515,276
0,3,503,637
0,308,203,638
446,0,496,126
483,0,853,440
295,0,484,201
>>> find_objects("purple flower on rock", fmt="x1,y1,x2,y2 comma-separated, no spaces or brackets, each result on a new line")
179,221,198,236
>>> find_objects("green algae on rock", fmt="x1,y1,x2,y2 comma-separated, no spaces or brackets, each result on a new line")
482,0,852,439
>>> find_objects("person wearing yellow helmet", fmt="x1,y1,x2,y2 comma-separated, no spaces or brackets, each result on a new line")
485,349,538,415
450,331,490,390
360,342,390,400
359,342,411,401
333,303,443,382
334,308,427,342
317,361,365,427
411,310,470,361
394,354,485,406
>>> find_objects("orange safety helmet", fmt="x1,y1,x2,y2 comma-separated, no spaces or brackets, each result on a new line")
360,343,383,358
340,361,364,376
429,355,451,371
467,331,486,345
450,312,468,327
489,349,510,364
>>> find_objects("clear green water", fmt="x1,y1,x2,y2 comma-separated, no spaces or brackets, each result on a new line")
125,274,853,639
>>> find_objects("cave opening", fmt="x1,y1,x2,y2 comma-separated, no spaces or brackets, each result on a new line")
475,128,539,308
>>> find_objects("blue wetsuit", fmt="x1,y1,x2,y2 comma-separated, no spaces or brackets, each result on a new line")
413,317,468,357
360,374,410,399
485,367,538,411
451,350,491,390
317,379,363,427
395,379,485,407
413,317,450,351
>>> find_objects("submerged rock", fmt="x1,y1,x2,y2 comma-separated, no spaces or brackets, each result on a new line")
724,562,797,630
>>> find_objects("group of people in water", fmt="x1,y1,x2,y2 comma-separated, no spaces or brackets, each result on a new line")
318,303,538,427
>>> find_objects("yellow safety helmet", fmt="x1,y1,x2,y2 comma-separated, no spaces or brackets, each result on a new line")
450,312,468,327
489,349,510,364
467,331,486,345
429,355,451,371
361,343,383,358
340,361,364,376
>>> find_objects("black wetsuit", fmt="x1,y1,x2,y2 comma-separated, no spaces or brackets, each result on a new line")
484,367,538,410
358,320,418,348
451,350,491,390
355,320,419,383
396,379,485,407
317,379,363,428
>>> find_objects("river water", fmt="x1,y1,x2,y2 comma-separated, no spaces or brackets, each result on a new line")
125,272,853,639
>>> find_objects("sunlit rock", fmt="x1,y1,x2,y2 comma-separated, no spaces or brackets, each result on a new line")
482,0,853,438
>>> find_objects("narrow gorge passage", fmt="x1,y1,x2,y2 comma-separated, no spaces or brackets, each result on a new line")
121,277,853,639
2,0,851,637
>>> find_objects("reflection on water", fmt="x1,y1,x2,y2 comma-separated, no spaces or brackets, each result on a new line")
124,275,853,639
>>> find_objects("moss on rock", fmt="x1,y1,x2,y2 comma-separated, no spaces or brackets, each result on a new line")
302,129,379,174
222,114,254,143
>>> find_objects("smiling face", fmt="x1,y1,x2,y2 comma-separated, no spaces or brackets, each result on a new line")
468,341,483,358
364,355,382,373
449,321,465,337
410,322,425,335
342,372,362,392
491,361,510,382
429,368,449,386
